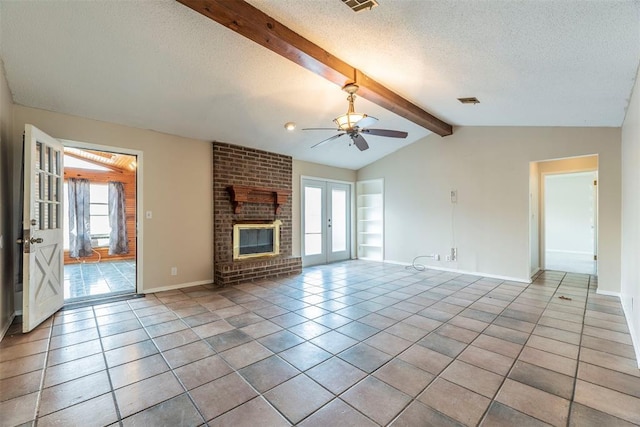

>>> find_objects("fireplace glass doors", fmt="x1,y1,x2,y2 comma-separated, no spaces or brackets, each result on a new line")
233,220,281,260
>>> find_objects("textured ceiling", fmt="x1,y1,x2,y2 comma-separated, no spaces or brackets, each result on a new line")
1,0,638,170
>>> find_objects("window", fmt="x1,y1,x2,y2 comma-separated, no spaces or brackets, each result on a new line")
89,184,110,247
63,182,111,250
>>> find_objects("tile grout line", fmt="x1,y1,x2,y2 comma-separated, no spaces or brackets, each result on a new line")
564,274,594,427
91,304,126,427
29,317,55,426
454,272,567,426
473,271,574,426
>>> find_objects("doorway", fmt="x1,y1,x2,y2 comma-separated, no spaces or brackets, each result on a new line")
543,171,597,274
302,178,351,266
62,145,138,302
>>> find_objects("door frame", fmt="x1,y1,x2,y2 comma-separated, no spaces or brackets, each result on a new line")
60,139,143,294
540,169,598,273
300,176,355,267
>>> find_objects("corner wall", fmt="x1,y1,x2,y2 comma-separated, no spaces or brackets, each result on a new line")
0,58,14,338
621,63,640,363
10,106,213,294
357,126,621,291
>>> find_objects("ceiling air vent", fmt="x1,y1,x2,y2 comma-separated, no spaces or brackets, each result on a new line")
457,97,480,105
342,0,378,13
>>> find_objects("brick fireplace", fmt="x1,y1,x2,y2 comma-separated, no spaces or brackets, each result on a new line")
213,142,302,286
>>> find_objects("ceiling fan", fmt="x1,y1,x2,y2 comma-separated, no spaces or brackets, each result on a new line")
303,83,408,151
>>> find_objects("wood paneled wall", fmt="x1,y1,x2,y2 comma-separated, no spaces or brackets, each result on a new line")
64,167,136,264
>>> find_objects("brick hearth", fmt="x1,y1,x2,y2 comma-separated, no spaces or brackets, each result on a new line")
213,142,302,286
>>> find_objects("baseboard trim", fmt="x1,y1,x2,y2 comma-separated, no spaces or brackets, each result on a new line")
0,312,16,342
382,259,530,283
625,308,640,369
142,279,214,294
595,289,621,298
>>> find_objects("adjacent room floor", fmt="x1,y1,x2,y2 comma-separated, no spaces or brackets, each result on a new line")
544,252,597,276
64,260,136,301
1,261,638,426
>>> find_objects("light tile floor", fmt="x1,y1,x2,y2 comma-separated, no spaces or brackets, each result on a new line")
64,260,136,301
1,261,639,426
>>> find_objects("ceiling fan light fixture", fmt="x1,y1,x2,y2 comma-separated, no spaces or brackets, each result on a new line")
334,112,367,131
334,85,367,130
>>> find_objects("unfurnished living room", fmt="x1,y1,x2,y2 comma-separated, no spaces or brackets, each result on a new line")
1,1,639,426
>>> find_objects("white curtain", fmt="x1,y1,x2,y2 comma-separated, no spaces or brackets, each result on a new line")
68,178,92,258
108,181,129,255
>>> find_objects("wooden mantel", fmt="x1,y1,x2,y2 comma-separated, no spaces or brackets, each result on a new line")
227,185,291,215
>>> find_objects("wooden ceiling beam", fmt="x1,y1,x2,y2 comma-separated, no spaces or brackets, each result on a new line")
177,0,453,137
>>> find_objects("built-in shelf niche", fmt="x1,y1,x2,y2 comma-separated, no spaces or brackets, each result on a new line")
227,185,291,215
356,179,384,261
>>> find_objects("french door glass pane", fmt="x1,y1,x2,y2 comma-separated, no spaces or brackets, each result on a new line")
304,187,323,255
331,188,346,252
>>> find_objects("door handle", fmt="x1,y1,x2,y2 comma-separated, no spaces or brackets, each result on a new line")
30,237,43,244
16,238,23,244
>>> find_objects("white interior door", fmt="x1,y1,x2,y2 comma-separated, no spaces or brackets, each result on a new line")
593,174,598,273
302,179,351,266
543,171,597,275
21,125,64,332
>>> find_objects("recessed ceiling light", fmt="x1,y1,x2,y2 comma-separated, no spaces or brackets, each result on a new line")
458,97,480,105
284,122,296,131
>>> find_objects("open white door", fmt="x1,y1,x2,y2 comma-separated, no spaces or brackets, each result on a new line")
20,125,64,332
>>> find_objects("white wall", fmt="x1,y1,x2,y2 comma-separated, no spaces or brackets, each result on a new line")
292,160,356,258
10,106,213,294
0,58,14,338
621,64,640,364
544,172,596,254
357,126,621,290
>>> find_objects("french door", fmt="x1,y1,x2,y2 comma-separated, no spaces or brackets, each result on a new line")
302,179,351,266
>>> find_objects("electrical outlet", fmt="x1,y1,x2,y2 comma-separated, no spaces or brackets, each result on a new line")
451,247,457,261
450,190,457,204
446,255,451,261
171,267,177,276
434,254,440,261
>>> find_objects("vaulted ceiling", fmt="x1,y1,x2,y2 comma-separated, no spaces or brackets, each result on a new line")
1,1,638,170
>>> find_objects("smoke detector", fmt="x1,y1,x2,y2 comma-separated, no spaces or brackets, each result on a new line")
342,0,378,13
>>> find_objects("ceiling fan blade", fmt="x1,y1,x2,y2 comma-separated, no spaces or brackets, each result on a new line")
352,134,369,151
355,116,378,128
311,133,345,148
361,128,409,138
302,127,340,131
